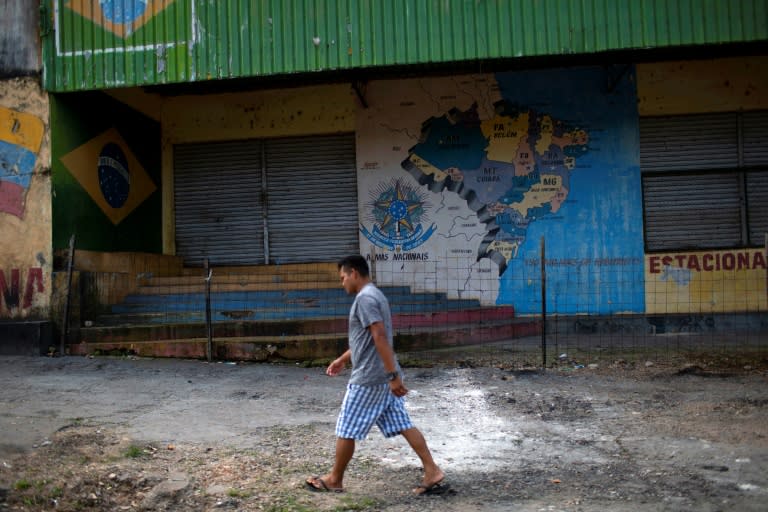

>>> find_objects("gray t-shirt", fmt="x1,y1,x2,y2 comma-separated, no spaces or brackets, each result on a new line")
348,282,400,386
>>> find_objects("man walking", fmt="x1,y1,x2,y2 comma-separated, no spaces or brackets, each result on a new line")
305,255,447,496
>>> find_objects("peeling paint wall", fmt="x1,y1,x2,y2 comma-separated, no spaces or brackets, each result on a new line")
162,84,355,143
639,56,768,314
637,56,768,115
0,77,51,319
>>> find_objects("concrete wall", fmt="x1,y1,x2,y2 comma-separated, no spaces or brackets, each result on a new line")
0,77,50,320
638,56,768,314
59,55,767,318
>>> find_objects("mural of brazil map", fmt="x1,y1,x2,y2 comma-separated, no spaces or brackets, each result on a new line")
394,67,644,314
402,101,589,276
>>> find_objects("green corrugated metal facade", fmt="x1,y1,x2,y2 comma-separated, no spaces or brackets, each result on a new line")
42,0,768,92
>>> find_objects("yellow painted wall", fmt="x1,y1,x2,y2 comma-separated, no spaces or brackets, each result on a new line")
637,56,768,115
0,77,51,318
639,55,768,314
162,84,356,143
645,249,767,314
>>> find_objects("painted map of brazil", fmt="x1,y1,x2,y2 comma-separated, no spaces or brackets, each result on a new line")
402,101,589,275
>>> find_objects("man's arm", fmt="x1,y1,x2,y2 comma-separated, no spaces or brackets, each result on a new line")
327,349,351,376
369,321,408,397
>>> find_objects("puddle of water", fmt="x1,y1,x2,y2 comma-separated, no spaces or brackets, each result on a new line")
358,369,610,472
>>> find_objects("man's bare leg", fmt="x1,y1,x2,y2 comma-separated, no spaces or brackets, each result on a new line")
307,437,354,491
401,427,445,492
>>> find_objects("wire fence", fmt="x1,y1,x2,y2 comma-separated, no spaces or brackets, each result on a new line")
368,242,768,370
69,244,768,369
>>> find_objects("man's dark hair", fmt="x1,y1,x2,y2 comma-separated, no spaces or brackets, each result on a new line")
338,255,369,277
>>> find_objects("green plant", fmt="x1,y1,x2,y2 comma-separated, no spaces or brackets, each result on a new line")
123,445,144,458
14,479,31,490
334,495,379,511
227,488,251,498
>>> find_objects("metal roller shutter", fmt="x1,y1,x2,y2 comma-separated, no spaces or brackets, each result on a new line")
641,114,741,250
174,141,266,266
174,134,358,266
743,112,768,245
746,171,768,245
264,134,359,264
743,112,768,167
642,173,742,250
639,113,738,172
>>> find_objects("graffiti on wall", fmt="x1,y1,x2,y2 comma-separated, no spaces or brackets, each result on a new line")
0,268,44,311
60,127,157,225
356,67,644,314
0,106,45,218
646,249,768,313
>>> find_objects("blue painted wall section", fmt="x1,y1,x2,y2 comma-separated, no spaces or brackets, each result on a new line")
402,66,644,314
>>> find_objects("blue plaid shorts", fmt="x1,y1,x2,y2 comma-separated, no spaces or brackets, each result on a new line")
335,383,414,440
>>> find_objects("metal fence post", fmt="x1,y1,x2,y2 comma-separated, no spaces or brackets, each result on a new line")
60,234,76,357
540,236,547,368
204,259,212,362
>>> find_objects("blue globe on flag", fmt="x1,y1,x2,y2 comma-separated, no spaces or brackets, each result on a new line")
100,0,148,25
98,142,131,208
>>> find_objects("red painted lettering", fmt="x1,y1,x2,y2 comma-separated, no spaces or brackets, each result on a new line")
737,252,749,270
649,256,660,273
722,253,735,270
0,269,21,310
1,268,45,311
703,254,714,271
754,251,767,270
687,255,701,272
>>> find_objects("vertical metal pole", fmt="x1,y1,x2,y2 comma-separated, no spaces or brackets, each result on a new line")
60,234,76,357
204,259,212,362
540,236,547,368
369,246,377,282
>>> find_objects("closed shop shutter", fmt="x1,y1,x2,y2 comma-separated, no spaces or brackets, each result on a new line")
642,111,768,251
639,113,738,172
742,112,768,245
174,134,358,266
743,111,768,167
746,171,768,245
264,134,359,263
174,141,266,266
642,173,742,250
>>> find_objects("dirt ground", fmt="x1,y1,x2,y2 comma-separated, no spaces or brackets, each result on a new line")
0,350,766,512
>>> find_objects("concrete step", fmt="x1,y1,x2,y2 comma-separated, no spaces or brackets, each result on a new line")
118,286,415,303
90,304,509,327
72,262,531,361
110,294,478,312
71,313,539,361
142,273,340,287
179,262,338,277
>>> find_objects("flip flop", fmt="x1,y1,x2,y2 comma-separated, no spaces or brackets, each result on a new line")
305,476,344,493
414,480,451,496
